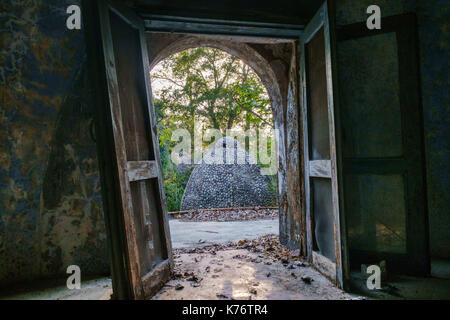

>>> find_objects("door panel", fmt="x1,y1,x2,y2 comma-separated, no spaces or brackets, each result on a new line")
109,10,155,162
83,0,172,299
306,28,331,161
301,1,345,287
311,178,335,261
339,33,403,159
337,14,429,276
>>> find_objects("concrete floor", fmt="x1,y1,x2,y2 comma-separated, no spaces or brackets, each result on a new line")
349,271,450,299
0,277,112,300
153,248,360,300
3,218,448,300
169,219,278,249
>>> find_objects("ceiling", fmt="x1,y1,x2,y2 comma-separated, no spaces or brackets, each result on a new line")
132,0,324,26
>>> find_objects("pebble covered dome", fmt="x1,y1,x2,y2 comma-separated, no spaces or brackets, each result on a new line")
180,137,274,210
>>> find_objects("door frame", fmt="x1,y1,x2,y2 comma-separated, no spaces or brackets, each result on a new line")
83,0,351,298
300,1,348,289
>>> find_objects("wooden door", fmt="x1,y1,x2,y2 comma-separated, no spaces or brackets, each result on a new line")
337,14,429,276
301,2,346,288
83,0,173,299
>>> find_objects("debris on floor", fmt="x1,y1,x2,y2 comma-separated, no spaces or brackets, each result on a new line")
171,208,278,222
175,234,300,260
153,234,360,300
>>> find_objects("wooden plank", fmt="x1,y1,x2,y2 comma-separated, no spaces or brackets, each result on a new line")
100,1,146,299
139,7,174,273
326,0,349,290
301,1,344,289
141,259,172,299
141,14,305,39
300,21,313,264
309,160,331,178
312,251,336,282
337,14,410,42
82,0,134,299
324,0,343,289
126,161,158,181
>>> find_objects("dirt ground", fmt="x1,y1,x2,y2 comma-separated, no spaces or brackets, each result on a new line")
153,235,362,300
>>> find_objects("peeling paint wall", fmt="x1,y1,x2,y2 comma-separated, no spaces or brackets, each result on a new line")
336,0,450,259
0,0,109,287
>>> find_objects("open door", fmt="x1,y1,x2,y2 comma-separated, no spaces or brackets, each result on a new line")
337,14,429,276
301,1,346,288
83,0,173,299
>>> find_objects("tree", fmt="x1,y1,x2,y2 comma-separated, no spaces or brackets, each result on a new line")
151,47,272,139
151,48,278,211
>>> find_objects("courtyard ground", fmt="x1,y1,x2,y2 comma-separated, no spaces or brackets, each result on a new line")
169,219,278,249
154,234,360,300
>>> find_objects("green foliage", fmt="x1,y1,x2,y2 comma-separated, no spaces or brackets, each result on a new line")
233,79,271,128
151,47,272,135
163,166,194,212
158,130,194,212
152,47,276,210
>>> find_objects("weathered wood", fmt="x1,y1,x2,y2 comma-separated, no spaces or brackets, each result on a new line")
301,1,344,289
323,0,344,289
140,5,174,276
143,16,304,39
309,160,331,178
312,251,336,283
98,0,146,299
82,0,133,299
141,259,172,299
126,161,158,181
326,0,349,290
337,13,429,276
88,0,173,300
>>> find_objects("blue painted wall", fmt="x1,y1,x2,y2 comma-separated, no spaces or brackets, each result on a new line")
0,0,109,287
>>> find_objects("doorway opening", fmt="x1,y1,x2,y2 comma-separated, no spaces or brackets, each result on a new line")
84,1,350,299
144,38,338,299
150,46,279,250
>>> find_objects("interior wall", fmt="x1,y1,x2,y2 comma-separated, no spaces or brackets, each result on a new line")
0,0,109,287
336,0,450,259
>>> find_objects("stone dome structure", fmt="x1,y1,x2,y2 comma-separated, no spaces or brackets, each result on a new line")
180,137,274,210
